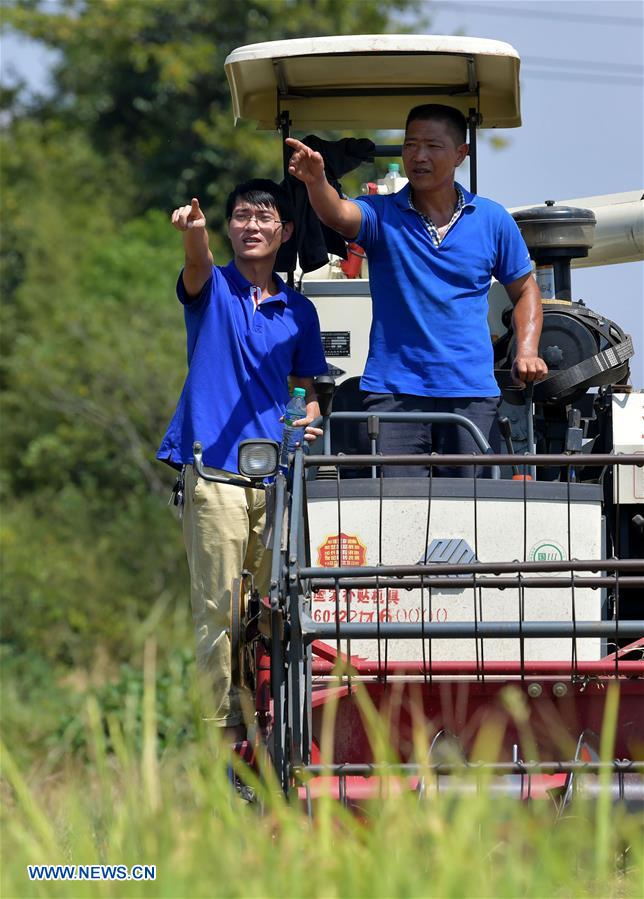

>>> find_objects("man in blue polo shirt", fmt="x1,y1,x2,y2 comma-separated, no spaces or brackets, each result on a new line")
157,180,327,740
286,104,547,475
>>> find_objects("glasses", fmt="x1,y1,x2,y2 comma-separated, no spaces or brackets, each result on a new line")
229,211,286,228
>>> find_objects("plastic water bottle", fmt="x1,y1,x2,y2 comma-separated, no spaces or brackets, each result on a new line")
279,387,307,471
360,163,404,196
383,162,400,193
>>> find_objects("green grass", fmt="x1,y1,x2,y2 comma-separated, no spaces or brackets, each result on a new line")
1,648,642,899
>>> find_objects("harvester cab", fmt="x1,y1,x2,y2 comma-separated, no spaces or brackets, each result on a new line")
218,35,643,808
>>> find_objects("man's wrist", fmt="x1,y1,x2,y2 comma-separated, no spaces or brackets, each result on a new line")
308,176,332,201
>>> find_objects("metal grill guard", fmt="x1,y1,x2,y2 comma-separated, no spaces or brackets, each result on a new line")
262,450,643,803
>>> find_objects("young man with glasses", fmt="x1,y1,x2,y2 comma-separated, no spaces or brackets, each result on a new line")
157,180,327,742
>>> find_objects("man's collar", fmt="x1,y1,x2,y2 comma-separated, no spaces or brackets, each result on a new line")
224,260,289,304
456,181,477,207
396,181,477,211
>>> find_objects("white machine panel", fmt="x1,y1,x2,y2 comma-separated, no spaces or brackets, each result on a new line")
308,488,603,663
303,280,372,384
611,391,644,504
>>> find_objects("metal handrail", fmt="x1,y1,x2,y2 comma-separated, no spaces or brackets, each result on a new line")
293,761,644,778
300,617,644,642
301,558,643,578
306,452,644,468
322,411,499,477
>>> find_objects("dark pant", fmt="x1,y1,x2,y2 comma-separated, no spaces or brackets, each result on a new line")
362,392,501,478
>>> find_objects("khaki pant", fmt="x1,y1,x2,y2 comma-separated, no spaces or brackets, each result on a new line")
182,465,272,727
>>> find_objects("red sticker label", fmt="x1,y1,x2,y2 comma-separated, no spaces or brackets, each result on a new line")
317,532,367,567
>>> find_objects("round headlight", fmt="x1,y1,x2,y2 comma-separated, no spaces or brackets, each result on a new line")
238,440,279,479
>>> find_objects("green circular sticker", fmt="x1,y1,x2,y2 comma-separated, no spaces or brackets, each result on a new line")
529,541,565,562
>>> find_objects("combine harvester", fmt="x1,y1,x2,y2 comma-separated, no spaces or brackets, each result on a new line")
203,35,644,810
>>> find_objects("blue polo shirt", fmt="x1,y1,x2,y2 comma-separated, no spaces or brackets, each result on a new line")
351,182,532,397
157,261,327,473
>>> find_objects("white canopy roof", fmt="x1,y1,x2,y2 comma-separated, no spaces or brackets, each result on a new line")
225,34,521,131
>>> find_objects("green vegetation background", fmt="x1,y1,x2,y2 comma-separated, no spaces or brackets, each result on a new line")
1,0,424,765
3,7,643,898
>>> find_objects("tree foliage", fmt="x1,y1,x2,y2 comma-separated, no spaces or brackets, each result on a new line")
4,0,422,214
1,0,423,681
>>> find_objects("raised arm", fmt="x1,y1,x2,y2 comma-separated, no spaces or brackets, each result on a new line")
171,197,214,297
504,273,549,385
285,138,363,240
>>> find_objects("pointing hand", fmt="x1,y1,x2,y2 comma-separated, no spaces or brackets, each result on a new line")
285,138,326,185
171,198,206,231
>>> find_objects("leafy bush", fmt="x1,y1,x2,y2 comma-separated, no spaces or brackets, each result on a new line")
1,642,198,769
